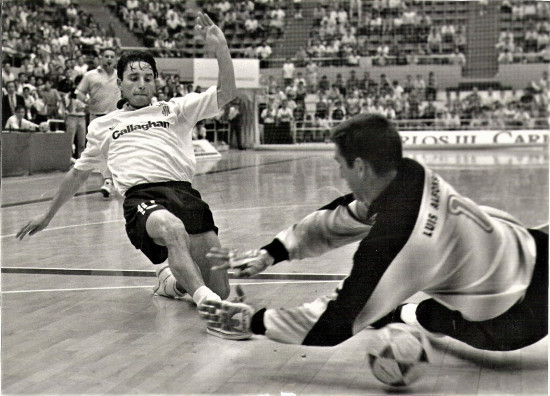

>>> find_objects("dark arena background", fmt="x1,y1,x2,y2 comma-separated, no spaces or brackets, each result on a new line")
1,0,548,394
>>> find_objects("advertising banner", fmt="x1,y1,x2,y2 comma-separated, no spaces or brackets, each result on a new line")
193,59,260,89
400,130,549,149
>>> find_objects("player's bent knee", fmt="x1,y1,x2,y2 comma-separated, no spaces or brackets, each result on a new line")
146,210,188,246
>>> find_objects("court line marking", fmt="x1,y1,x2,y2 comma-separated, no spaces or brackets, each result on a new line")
2,219,125,239
1,267,347,281
1,280,341,295
4,217,547,240
1,156,321,209
0,203,324,239
1,190,102,208
195,156,321,176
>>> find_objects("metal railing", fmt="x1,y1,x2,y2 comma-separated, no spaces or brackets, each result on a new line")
2,119,66,133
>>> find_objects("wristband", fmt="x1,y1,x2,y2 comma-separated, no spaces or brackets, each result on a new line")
251,308,267,335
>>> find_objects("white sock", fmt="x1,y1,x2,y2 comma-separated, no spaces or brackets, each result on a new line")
193,285,221,306
400,303,419,325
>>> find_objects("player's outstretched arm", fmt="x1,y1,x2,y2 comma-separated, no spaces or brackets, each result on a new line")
207,247,275,277
16,167,92,240
194,12,237,108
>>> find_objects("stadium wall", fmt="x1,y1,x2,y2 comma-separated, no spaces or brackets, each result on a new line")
154,57,548,91
2,132,73,176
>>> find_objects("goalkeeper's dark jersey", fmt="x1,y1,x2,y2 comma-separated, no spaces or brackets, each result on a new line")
260,158,537,346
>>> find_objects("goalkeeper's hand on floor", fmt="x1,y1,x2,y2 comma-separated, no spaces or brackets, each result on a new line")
199,300,254,339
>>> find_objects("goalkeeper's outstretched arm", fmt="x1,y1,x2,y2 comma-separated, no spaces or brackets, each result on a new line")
207,194,373,275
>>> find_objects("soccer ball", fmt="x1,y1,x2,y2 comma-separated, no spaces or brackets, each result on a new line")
367,323,430,387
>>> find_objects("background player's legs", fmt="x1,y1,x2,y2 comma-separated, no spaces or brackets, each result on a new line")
74,116,87,159
416,230,548,351
64,116,77,159
146,209,220,299
89,113,113,198
189,231,230,300
100,169,114,198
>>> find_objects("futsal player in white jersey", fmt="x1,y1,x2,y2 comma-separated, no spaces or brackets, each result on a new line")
16,13,246,338
201,113,548,349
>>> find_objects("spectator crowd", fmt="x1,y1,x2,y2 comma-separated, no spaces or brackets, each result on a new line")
112,0,291,65
2,0,121,130
259,64,548,142
305,0,468,68
2,0,548,147
497,1,550,64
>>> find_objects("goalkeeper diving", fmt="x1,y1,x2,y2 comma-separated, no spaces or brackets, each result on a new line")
200,113,547,351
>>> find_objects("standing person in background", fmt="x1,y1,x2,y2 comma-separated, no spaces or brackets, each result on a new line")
282,57,295,88
305,60,318,93
75,47,119,198
2,80,25,128
64,75,88,160
276,98,294,144
31,86,50,125
40,78,64,121
228,98,244,150
425,71,437,102
21,86,35,120
16,13,243,339
260,97,277,144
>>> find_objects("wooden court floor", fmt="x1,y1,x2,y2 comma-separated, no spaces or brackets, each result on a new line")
1,147,548,395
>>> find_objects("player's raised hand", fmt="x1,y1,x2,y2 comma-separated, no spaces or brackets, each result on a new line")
195,12,227,49
16,214,51,240
207,247,275,277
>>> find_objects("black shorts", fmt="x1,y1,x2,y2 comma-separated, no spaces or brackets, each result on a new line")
416,229,548,351
123,181,218,264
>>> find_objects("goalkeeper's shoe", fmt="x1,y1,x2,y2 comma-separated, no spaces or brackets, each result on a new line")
153,263,187,299
205,300,254,340
370,304,407,329
370,303,445,339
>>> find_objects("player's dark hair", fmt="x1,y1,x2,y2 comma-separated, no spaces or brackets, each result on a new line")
331,113,402,175
116,50,158,81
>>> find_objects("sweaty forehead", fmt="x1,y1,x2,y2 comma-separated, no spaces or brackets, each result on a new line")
124,61,154,75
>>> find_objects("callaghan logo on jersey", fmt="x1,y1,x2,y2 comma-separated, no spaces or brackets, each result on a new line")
112,121,169,139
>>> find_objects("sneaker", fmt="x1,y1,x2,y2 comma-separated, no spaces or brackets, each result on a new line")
370,304,406,329
371,303,446,339
153,263,186,299
100,178,113,199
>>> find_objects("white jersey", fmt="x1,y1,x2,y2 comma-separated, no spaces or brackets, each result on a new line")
74,86,218,195
259,158,538,345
